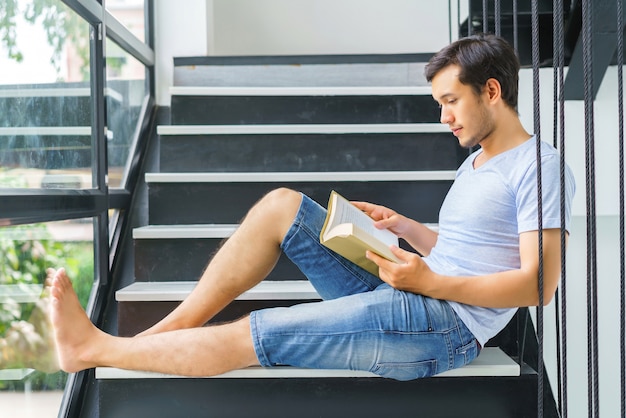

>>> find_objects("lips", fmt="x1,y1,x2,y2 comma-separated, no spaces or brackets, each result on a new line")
451,127,462,136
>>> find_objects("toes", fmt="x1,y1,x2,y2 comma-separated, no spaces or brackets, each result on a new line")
56,268,71,287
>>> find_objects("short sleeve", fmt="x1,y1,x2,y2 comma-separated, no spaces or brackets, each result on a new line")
515,153,574,233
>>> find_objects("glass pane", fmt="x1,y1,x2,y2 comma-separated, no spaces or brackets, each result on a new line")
0,0,93,189
106,0,146,43
0,218,95,417
106,38,147,188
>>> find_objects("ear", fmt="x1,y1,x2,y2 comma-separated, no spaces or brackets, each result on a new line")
484,78,502,103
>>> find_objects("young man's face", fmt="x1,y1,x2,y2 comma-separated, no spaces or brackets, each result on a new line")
430,64,495,149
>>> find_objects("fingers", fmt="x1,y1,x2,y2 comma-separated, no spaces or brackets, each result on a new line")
390,245,412,261
350,201,376,216
351,201,392,215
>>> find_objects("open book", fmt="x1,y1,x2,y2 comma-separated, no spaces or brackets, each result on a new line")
319,190,401,277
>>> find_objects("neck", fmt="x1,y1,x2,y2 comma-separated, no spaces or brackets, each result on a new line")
474,112,531,168
480,113,531,157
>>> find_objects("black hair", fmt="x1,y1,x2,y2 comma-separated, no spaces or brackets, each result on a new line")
424,33,520,110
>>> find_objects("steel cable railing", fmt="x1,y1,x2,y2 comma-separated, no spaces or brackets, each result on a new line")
530,2,545,417
581,0,600,417
512,0,518,52
494,0,501,36
468,0,473,36
617,1,626,416
553,0,568,416
483,0,488,33
461,1,626,416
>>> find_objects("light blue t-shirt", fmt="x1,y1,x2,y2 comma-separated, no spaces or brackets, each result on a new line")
423,137,575,346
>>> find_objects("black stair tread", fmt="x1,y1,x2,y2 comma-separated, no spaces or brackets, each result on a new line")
95,347,520,379
169,86,440,125
156,124,463,173
146,180,450,224
116,280,320,302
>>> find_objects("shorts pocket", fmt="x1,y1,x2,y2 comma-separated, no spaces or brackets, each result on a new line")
455,339,479,366
372,359,437,381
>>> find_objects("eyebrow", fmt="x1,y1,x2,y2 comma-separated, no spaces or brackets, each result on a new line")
433,92,455,103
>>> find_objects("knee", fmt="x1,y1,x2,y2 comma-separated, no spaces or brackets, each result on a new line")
247,188,302,232
259,188,302,218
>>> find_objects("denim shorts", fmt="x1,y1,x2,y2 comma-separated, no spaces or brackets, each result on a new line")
249,193,480,381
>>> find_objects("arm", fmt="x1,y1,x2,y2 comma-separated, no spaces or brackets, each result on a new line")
366,228,565,308
350,201,438,256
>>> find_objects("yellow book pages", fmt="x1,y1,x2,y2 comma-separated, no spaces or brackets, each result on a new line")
320,191,400,276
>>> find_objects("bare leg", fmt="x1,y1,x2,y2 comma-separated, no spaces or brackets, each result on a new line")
138,188,302,336
49,268,259,375
48,188,300,374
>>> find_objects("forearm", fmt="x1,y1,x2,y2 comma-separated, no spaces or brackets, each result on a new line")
373,229,564,309
427,269,552,309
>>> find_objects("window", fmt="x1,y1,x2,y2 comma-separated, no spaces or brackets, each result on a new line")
0,218,94,416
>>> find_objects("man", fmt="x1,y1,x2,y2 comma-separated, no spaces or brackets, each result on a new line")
47,34,575,380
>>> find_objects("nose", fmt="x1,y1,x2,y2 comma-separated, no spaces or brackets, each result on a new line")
440,106,453,125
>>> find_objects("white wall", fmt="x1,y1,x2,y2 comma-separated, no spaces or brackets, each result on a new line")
154,0,207,105
209,0,450,56
155,0,451,105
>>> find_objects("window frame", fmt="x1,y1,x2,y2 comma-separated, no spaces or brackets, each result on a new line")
0,1,155,417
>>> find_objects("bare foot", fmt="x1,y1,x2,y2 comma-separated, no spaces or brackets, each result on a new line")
47,268,105,373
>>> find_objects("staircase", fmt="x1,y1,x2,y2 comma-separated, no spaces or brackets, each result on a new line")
95,55,558,417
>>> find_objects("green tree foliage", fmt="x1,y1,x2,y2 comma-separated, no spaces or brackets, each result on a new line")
0,0,90,80
0,223,94,390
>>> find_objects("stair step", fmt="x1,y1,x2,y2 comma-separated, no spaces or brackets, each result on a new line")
170,86,439,125
157,124,463,173
132,224,436,282
173,54,430,88
170,86,432,96
132,224,301,282
96,347,519,379
146,171,455,183
116,280,322,336
117,280,320,302
133,224,238,239
146,176,451,225
97,370,540,418
133,223,438,240
157,123,448,135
